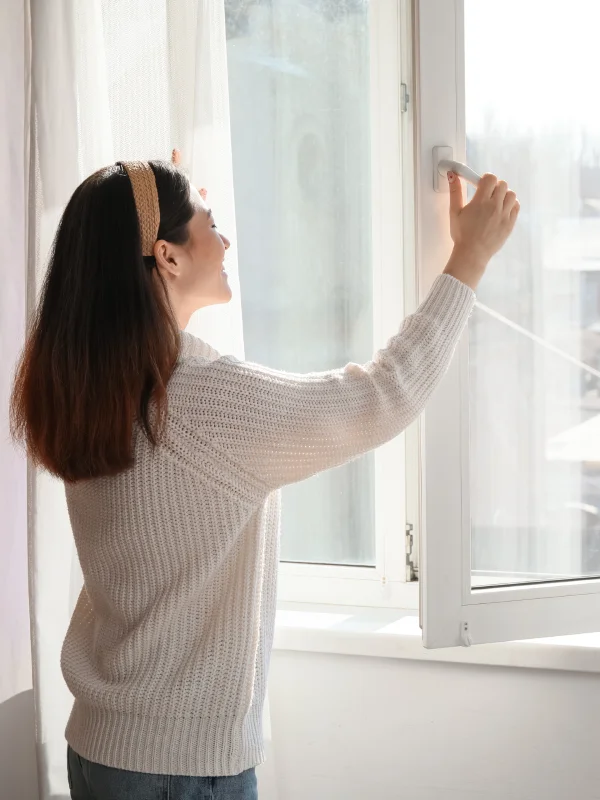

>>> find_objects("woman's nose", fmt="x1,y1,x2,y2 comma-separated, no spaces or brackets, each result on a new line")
221,234,231,250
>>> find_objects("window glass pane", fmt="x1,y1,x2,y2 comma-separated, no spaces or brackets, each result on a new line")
466,0,600,587
225,0,375,566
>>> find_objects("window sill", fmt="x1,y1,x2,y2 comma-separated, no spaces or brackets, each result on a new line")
273,601,600,673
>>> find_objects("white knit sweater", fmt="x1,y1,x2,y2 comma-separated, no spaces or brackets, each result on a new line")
60,274,474,777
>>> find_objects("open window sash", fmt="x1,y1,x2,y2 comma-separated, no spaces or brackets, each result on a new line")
417,0,600,648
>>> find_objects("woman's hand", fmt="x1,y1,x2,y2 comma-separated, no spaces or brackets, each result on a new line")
444,171,520,291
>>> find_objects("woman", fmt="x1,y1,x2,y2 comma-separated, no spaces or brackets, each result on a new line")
11,154,519,799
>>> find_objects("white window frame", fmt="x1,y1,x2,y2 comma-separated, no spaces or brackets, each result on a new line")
418,0,600,648
277,0,420,609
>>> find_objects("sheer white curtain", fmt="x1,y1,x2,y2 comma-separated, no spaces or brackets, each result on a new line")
0,2,38,799
23,1,276,797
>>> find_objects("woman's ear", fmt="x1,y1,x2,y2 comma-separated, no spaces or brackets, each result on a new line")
153,239,180,277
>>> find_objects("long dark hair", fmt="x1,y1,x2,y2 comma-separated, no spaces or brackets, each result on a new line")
10,160,195,482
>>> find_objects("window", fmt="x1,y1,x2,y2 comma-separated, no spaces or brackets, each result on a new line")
226,0,600,643
225,0,417,605
466,3,600,589
420,0,600,646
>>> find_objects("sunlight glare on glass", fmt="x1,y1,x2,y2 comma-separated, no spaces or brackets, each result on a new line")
466,0,600,134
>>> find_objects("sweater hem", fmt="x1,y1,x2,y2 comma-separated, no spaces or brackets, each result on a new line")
65,699,265,777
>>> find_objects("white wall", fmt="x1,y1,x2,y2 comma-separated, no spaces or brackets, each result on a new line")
5,650,600,800
0,691,38,800
269,650,600,800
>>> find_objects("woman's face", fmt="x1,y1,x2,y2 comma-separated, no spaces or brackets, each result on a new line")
154,184,232,328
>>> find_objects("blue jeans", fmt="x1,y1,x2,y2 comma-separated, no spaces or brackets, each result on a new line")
67,745,258,799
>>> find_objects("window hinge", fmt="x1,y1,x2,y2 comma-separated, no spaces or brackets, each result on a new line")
461,621,473,648
405,522,418,582
401,82,410,113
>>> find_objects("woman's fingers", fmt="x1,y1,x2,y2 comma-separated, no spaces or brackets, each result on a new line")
504,190,518,215
492,179,508,208
475,173,499,200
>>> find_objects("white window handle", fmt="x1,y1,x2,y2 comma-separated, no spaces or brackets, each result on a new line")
433,146,482,192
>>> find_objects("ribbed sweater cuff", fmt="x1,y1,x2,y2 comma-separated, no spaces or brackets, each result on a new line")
419,273,476,333
65,700,265,777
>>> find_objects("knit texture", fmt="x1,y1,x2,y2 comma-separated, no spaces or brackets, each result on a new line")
60,274,475,777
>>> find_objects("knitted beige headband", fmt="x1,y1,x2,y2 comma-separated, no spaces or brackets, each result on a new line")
119,161,160,257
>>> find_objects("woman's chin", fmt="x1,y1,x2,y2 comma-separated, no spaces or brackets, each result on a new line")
221,271,232,301
194,285,233,310
219,284,233,304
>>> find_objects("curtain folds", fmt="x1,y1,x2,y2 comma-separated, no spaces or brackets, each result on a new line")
22,2,275,796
